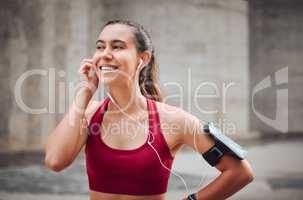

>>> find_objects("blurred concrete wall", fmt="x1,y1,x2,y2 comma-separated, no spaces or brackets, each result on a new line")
0,0,96,151
249,0,303,134
1,0,249,151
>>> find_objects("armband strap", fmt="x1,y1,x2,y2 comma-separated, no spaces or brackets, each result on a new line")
202,122,248,167
202,144,225,167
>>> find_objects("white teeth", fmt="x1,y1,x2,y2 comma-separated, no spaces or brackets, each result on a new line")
101,66,118,71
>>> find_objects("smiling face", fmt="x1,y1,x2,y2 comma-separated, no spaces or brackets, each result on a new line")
93,24,141,86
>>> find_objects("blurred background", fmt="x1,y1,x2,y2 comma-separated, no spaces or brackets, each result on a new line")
0,0,302,199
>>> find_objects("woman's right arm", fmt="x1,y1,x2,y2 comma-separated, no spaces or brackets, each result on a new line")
44,58,99,172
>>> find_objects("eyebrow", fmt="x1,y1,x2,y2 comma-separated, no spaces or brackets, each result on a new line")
95,39,126,45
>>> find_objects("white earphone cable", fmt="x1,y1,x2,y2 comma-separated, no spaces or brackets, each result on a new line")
106,92,193,196
100,59,208,196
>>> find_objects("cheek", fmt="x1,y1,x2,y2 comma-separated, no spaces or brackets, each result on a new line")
116,52,138,74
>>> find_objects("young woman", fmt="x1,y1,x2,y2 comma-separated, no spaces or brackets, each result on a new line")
44,20,254,200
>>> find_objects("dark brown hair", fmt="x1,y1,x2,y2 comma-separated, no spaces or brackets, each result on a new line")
102,20,163,102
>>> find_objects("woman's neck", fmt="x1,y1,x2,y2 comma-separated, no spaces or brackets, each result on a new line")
105,83,146,116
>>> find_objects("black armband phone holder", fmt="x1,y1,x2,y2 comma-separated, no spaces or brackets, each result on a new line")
202,122,247,167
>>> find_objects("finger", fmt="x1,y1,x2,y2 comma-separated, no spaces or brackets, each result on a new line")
79,68,89,77
78,63,94,73
80,62,94,70
84,61,97,72
82,58,94,64
92,56,101,68
78,67,90,77
78,65,88,73
82,62,94,68
79,68,89,80
81,65,97,79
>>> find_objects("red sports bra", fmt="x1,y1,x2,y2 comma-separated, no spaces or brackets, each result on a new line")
85,97,174,195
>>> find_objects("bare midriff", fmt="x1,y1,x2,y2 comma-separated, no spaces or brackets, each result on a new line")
89,190,166,200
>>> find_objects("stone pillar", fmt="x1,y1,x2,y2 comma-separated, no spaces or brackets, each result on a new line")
249,0,303,134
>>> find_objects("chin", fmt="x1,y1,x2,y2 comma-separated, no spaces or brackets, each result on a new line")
100,74,125,87
100,70,131,87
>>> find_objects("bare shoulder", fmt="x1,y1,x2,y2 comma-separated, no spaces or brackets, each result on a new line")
155,101,214,153
155,101,201,144
155,101,200,129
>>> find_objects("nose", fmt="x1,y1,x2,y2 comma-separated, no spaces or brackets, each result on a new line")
93,48,113,66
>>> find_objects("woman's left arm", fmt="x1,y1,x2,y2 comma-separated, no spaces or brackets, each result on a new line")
178,114,254,200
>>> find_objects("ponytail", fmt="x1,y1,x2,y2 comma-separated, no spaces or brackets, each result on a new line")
139,54,162,102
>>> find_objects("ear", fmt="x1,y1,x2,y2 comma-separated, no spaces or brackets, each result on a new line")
139,51,152,66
